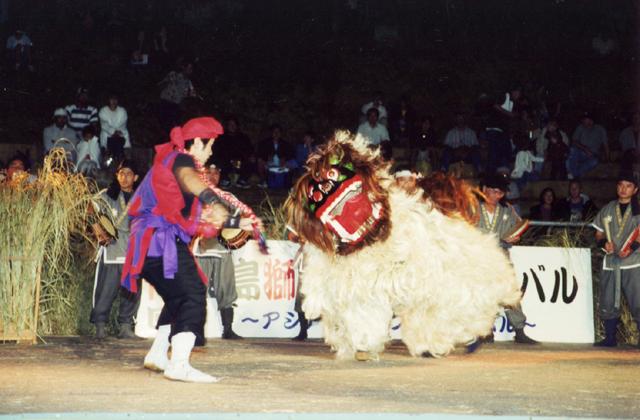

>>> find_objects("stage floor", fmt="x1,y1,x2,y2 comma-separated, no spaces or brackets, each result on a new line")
0,337,638,418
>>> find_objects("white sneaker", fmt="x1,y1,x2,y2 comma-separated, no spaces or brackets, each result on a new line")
143,324,171,372
164,362,219,383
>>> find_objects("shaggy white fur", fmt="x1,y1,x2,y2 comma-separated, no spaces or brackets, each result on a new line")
300,188,522,359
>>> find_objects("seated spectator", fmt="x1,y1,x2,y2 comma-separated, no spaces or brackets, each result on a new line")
357,107,391,159
562,180,598,222
2,154,36,184
567,112,609,179
535,118,569,174
360,91,388,126
65,88,99,141
511,135,543,190
43,108,78,160
411,115,438,173
6,29,33,71
76,126,101,176
618,112,640,174
212,116,255,189
158,59,196,134
99,94,131,164
529,187,563,221
545,130,569,180
257,124,294,188
294,131,318,169
389,96,414,146
441,113,481,173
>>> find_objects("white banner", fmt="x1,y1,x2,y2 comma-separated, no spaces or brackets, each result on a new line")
136,240,310,338
137,244,594,344
493,246,594,343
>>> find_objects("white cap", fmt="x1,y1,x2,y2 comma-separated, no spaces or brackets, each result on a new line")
53,108,66,117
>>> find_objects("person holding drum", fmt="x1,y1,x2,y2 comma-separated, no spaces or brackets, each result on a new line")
90,159,141,339
121,117,260,383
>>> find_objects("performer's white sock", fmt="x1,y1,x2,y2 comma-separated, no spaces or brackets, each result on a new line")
164,332,219,383
144,324,171,372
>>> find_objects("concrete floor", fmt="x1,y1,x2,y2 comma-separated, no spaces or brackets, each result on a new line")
0,337,639,418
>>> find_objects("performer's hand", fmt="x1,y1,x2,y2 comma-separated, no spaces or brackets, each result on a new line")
618,248,631,259
604,241,615,254
239,217,263,232
203,203,229,229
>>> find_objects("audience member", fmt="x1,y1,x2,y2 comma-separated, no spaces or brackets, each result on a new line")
3,154,36,184
511,135,543,190
389,97,414,146
618,112,640,174
441,113,481,173
5,29,33,71
158,59,196,133
65,88,99,141
257,124,294,188
535,118,569,176
411,115,438,173
529,187,563,221
357,107,391,159
43,108,78,158
294,131,318,169
567,111,609,179
483,87,522,175
562,180,598,222
360,91,388,126
99,94,131,163
211,116,255,189
545,130,570,180
76,125,101,175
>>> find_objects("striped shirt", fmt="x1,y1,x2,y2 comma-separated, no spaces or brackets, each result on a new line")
65,104,98,135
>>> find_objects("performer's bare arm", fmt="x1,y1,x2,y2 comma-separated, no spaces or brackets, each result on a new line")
174,166,229,226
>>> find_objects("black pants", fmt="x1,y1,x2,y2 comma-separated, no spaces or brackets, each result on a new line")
141,240,207,343
90,260,141,325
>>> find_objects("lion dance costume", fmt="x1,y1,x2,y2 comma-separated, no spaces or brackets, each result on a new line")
286,131,521,360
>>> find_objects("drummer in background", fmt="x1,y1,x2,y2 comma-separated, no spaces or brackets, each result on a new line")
256,124,294,188
193,163,243,340
90,159,142,339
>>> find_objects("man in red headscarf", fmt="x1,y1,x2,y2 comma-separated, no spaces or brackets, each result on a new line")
122,117,260,383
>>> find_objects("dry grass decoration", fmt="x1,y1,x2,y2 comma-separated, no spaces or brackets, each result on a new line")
0,149,99,343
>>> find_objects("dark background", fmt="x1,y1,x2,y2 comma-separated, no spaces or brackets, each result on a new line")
0,0,637,147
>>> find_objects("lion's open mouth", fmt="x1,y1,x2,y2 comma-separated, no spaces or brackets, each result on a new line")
316,175,382,244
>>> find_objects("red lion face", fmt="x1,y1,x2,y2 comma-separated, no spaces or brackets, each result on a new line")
285,134,391,256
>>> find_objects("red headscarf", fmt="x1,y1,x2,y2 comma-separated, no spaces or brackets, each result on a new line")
155,117,224,162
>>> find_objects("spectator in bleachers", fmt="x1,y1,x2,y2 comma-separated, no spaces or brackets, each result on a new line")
257,124,294,188
566,111,609,180
529,187,564,221
545,130,570,180
99,93,131,163
43,108,78,158
389,96,414,146
511,135,543,190
65,88,99,141
411,115,438,173
5,29,33,71
562,180,598,222
535,118,569,175
618,111,640,174
211,116,255,189
294,131,318,169
357,107,391,159
158,59,196,134
76,125,101,175
441,112,481,173
2,154,36,184
360,91,388,126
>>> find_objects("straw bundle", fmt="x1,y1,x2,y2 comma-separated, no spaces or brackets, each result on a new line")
0,149,97,341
